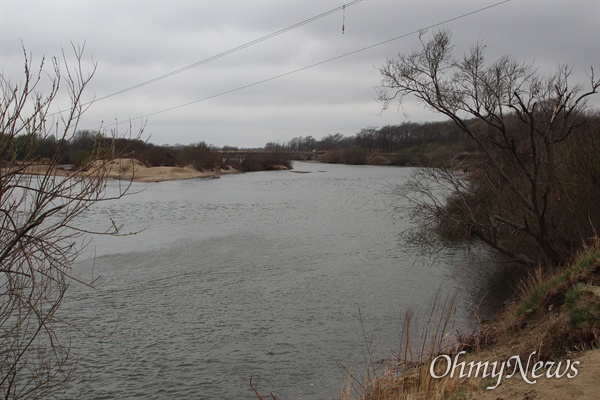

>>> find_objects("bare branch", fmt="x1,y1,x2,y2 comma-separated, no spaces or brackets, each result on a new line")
380,30,600,267
0,45,141,398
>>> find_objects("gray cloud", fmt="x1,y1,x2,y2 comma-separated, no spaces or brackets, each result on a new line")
2,0,598,147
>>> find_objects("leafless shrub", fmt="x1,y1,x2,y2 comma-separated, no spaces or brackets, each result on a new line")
0,44,140,398
379,29,600,268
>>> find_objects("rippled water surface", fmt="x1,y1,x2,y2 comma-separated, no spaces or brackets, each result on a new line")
58,162,507,399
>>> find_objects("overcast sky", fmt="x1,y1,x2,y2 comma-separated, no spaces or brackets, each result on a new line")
1,0,598,148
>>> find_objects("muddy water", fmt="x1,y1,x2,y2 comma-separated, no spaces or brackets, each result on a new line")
58,162,509,399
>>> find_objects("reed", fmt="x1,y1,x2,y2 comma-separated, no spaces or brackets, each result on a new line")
336,289,477,400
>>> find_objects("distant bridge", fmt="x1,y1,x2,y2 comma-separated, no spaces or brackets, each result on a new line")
218,149,301,163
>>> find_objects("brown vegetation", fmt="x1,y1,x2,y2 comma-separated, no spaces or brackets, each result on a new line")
330,243,600,400
380,29,600,268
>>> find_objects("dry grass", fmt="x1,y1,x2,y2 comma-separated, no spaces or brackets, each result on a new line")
252,241,600,400
335,290,481,400
487,241,600,360
335,240,600,400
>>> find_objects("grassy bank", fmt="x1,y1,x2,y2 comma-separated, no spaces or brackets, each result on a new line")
335,242,600,400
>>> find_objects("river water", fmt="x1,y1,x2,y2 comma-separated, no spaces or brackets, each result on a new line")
58,161,510,400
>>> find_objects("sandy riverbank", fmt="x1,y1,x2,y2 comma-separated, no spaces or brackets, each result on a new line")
23,158,243,182
473,349,600,399
93,158,242,182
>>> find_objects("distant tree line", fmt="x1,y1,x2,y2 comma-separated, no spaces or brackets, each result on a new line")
267,121,464,152
4,120,467,171
1,129,143,167
2,129,292,172
266,121,473,166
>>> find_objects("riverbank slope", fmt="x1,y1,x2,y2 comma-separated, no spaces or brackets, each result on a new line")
336,244,600,400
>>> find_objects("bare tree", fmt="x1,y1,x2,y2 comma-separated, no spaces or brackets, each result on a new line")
378,29,600,267
0,45,138,398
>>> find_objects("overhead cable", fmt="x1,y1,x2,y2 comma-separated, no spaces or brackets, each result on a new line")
111,0,511,127
90,0,364,104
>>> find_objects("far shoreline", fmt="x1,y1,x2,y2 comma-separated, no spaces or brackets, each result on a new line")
21,158,293,183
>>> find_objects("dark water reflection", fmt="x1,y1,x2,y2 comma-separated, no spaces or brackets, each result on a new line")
58,162,511,400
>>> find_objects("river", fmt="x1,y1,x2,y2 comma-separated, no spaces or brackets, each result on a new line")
58,161,510,399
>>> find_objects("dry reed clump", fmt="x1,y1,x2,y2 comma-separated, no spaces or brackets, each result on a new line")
335,290,483,400
252,242,600,400
336,241,600,400
248,290,478,400
337,360,481,400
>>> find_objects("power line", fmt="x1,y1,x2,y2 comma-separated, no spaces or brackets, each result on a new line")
110,0,510,128
89,0,364,105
